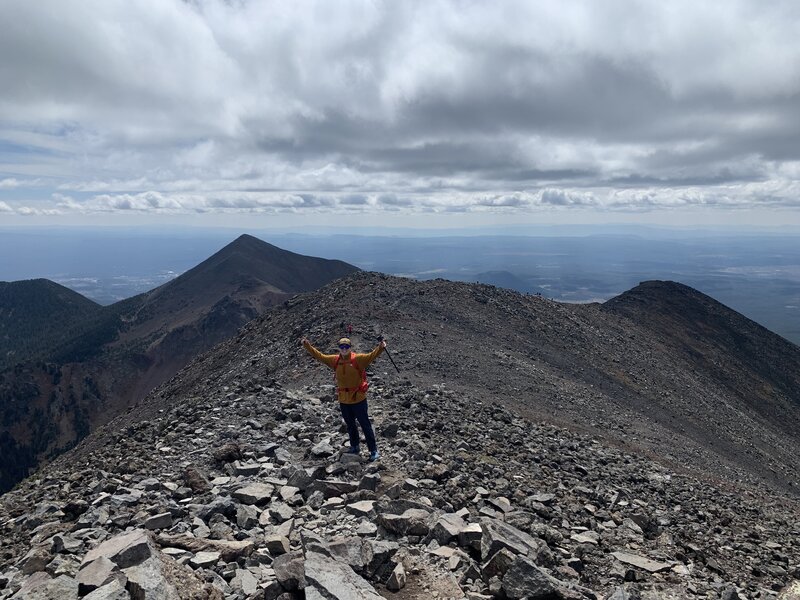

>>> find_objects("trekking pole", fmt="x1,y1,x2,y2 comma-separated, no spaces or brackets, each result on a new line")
378,335,401,374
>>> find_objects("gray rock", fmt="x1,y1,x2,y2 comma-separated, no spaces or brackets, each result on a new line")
363,540,400,579
11,573,80,600
378,508,432,536
285,467,314,491
109,489,143,507
232,483,274,505
480,518,544,561
311,440,337,457
144,512,173,530
233,460,262,476
304,552,382,599
458,522,483,551
279,485,301,501
307,491,325,510
173,487,193,501
51,534,83,555
340,453,364,466
308,479,359,499
346,501,376,519
265,535,290,556
128,543,215,598
481,548,517,580
324,537,369,572
570,531,599,545
610,551,673,573
269,502,295,523
358,474,380,492
139,478,161,491
433,513,466,545
196,498,237,521
236,504,260,529
356,521,378,537
231,568,259,596
82,579,129,600
607,587,639,600
529,493,556,505
193,519,211,539
386,562,406,591
189,551,221,568
20,548,50,575
272,551,306,591
76,556,122,595
501,555,559,600
82,529,152,570
63,500,89,520
122,555,180,600
274,447,293,464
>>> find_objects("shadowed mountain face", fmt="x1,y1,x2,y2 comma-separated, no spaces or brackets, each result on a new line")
0,280,100,370
0,235,358,493
121,272,799,495
602,280,800,438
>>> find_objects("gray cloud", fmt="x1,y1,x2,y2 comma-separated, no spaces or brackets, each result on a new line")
540,189,596,207
2,0,800,220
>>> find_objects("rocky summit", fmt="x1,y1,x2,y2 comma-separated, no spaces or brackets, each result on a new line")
0,271,798,599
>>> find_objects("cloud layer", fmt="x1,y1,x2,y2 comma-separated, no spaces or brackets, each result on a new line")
2,0,800,221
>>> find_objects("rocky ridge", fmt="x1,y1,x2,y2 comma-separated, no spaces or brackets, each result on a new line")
0,373,798,598
104,272,800,495
1,271,798,599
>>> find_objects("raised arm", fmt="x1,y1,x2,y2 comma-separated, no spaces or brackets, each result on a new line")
356,340,386,368
302,338,338,368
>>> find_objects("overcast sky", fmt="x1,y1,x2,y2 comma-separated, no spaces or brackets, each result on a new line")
2,0,800,229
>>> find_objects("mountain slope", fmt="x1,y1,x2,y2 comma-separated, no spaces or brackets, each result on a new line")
0,272,795,598
123,272,799,494
0,236,359,493
0,279,100,369
602,280,800,412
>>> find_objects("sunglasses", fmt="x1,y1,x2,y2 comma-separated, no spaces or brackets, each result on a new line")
338,344,351,350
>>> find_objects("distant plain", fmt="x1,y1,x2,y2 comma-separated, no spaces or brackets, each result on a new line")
2,226,798,345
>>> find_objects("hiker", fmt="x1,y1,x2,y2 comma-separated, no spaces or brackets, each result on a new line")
301,336,386,461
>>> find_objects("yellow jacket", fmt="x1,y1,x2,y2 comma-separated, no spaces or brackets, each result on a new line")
303,340,384,404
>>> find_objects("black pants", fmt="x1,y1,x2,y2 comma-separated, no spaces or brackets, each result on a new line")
339,400,377,453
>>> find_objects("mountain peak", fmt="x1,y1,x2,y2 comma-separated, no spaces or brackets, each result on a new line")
222,233,277,254
151,235,358,301
602,279,777,337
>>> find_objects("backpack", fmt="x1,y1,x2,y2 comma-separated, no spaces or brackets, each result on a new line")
333,352,369,400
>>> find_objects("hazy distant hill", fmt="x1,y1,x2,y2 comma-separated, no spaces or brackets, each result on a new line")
0,235,358,492
0,279,100,369
475,270,533,293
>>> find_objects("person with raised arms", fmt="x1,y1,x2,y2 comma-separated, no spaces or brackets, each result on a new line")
301,336,386,461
